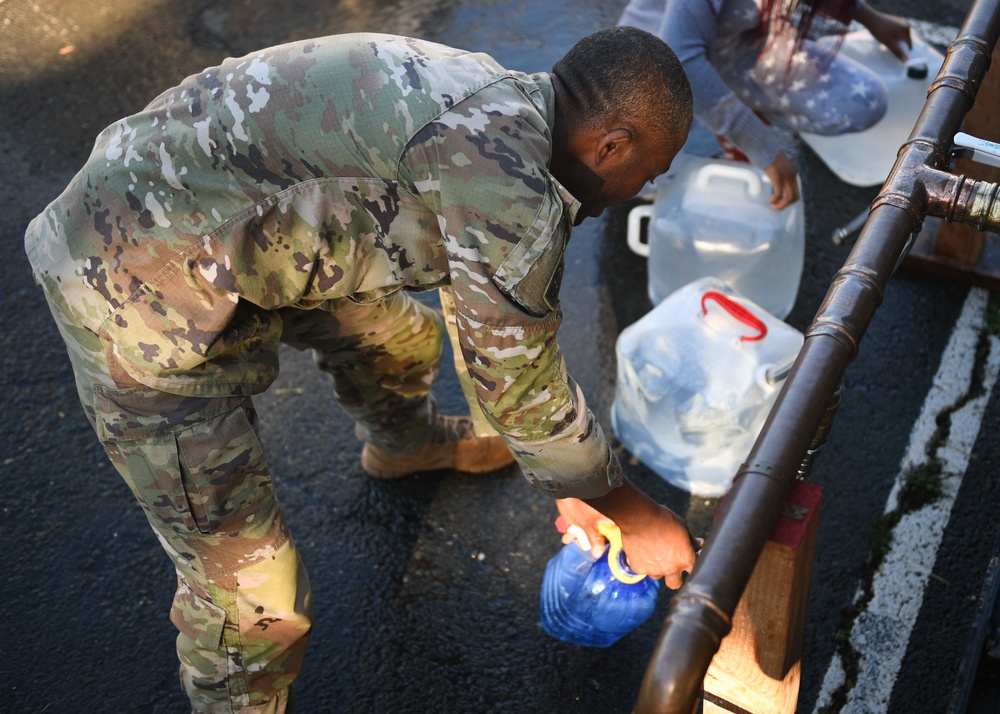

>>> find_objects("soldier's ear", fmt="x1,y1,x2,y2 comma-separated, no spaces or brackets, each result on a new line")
594,128,632,167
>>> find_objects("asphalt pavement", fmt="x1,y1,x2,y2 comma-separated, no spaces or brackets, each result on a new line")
1,0,996,713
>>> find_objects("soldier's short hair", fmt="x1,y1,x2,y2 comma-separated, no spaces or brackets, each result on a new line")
552,26,693,149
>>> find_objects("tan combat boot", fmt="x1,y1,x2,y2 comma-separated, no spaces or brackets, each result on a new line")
360,415,515,479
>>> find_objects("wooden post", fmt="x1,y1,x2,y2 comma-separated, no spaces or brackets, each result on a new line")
702,480,823,714
904,40,1000,287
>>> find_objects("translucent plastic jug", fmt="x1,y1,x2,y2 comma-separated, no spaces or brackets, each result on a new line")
627,155,804,319
799,28,945,186
610,277,804,497
539,521,660,648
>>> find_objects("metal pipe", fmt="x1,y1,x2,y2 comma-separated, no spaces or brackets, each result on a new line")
634,1,1000,710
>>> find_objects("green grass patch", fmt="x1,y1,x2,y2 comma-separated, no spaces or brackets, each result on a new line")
984,295,1000,337
870,510,902,561
897,459,944,513
868,460,945,564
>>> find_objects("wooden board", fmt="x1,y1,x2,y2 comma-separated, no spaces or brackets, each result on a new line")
703,480,823,714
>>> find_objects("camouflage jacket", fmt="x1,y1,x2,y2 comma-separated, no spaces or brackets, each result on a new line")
25,33,623,498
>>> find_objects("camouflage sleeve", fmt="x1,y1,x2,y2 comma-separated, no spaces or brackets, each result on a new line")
401,80,623,499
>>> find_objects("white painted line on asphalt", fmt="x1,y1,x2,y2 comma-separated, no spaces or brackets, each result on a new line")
812,286,1000,712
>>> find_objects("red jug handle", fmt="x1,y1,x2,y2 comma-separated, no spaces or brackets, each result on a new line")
701,290,767,342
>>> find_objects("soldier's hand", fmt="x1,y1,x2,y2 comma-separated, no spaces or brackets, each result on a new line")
615,505,699,589
555,497,609,557
571,477,702,587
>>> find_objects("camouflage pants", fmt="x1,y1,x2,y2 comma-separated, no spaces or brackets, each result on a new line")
44,289,446,713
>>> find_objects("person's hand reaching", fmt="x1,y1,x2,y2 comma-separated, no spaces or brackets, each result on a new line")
763,151,799,210
857,4,912,62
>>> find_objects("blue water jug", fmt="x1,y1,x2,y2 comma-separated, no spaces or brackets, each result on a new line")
539,521,661,647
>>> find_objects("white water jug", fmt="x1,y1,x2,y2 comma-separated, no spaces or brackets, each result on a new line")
610,277,804,497
799,28,945,186
627,155,804,319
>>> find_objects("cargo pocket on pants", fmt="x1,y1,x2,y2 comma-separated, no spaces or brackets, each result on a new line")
175,403,275,538
93,385,282,574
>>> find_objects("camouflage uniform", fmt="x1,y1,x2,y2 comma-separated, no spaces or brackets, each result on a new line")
25,33,624,712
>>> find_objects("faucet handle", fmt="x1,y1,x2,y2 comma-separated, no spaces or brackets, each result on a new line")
953,131,1000,169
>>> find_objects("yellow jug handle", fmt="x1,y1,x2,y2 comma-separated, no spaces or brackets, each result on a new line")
596,521,646,584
